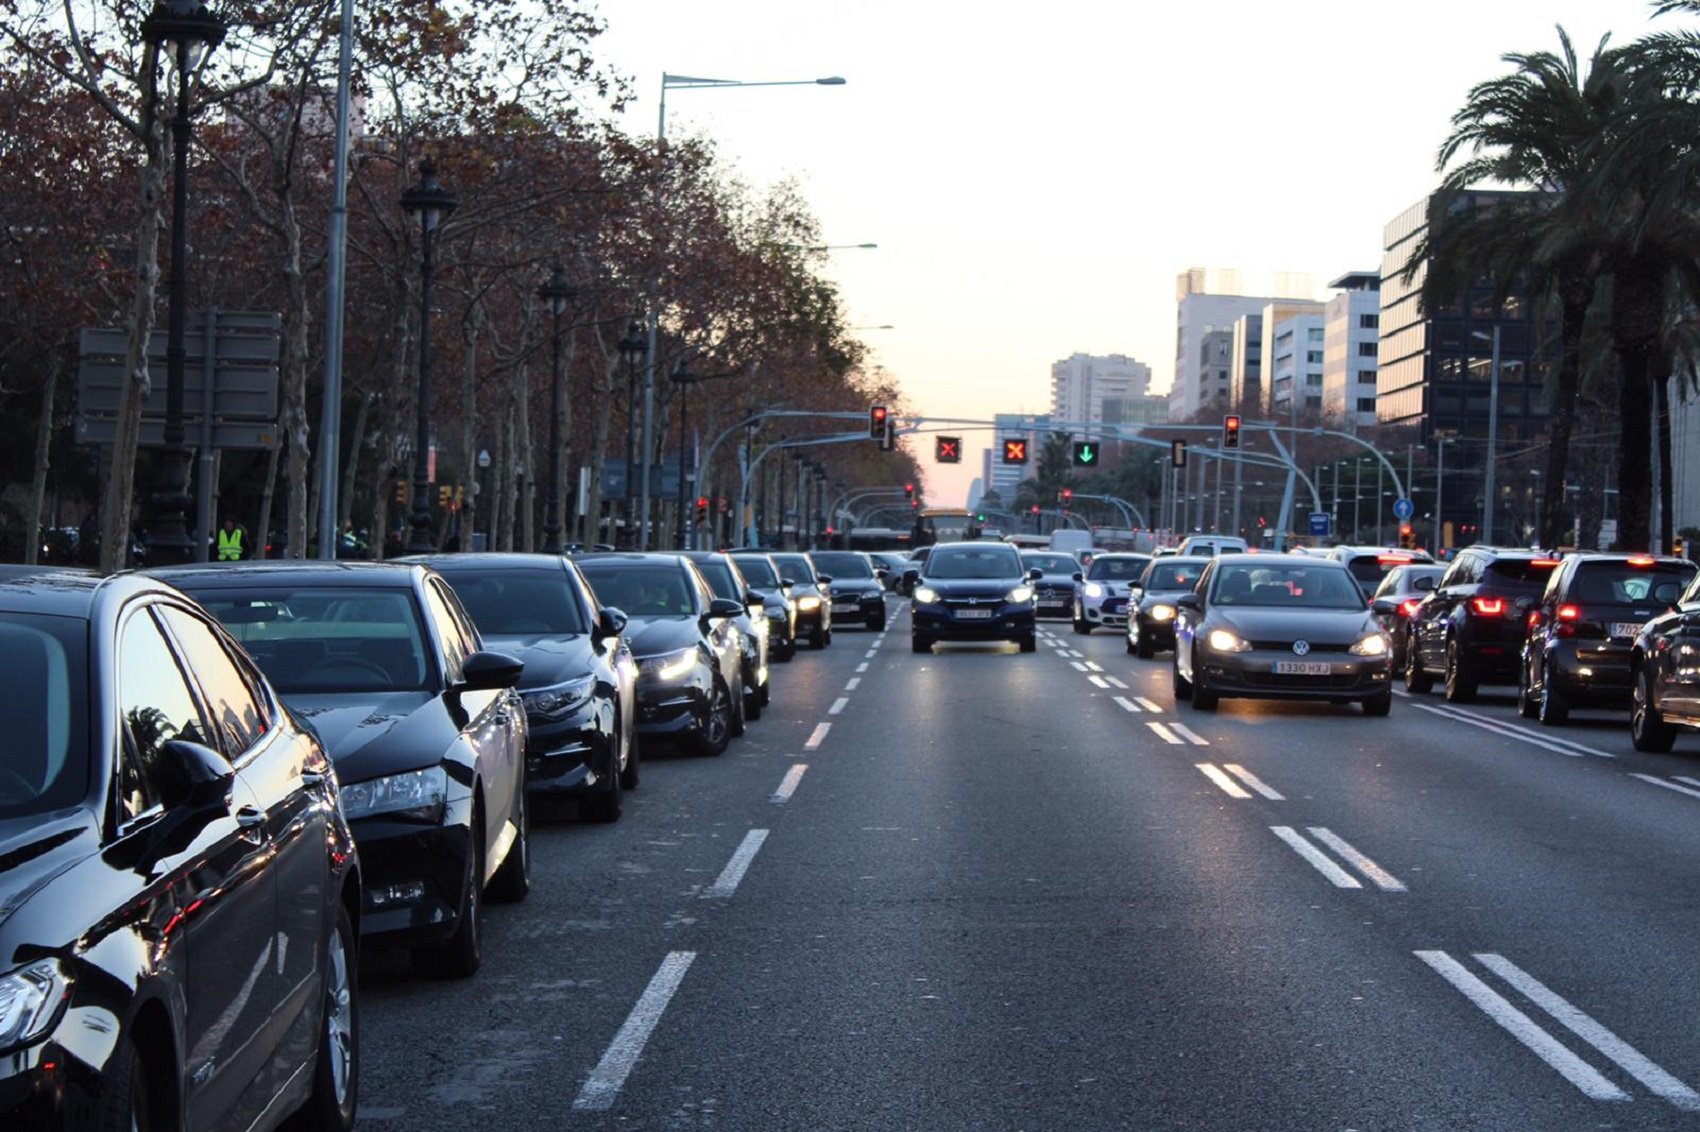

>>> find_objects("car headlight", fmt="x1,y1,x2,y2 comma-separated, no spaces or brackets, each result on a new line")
341,765,447,822
1150,604,1176,622
1205,628,1252,653
0,959,71,1052
1349,633,1391,657
796,595,822,611
1084,583,1105,598
913,585,940,604
1005,585,1034,603
639,647,698,681
523,674,596,721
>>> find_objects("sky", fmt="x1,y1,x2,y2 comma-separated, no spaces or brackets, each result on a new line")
587,0,1670,505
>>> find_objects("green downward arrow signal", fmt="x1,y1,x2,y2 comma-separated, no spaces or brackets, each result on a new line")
1075,443,1097,466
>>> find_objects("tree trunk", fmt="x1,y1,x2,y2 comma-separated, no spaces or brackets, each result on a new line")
253,441,282,560
1610,262,1662,552
513,363,534,552
493,408,512,551
1540,273,1595,548
339,391,370,533
280,198,312,558
1656,367,1674,555
25,359,59,565
459,307,482,548
583,348,617,547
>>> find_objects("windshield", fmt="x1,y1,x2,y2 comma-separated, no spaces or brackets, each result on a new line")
1571,561,1694,605
1211,564,1366,610
1022,553,1078,575
578,563,695,617
1372,565,1444,599
696,561,741,602
771,555,818,584
1088,556,1150,581
1145,561,1204,591
203,586,434,692
435,569,586,636
925,548,1022,580
732,556,780,588
810,553,874,580
0,613,89,818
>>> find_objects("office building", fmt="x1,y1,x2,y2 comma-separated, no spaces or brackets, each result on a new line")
1323,271,1382,429
1172,270,1306,420
1050,353,1152,424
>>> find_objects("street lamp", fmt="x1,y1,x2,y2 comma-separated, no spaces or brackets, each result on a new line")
1434,436,1454,553
638,70,846,551
141,0,225,565
537,264,575,554
399,159,457,554
617,320,647,545
1470,327,1502,544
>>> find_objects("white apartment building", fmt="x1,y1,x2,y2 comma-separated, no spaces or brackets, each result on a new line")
1322,271,1381,429
1050,353,1152,424
1171,271,1296,419
1267,311,1327,421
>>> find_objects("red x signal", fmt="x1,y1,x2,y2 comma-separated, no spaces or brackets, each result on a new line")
1001,439,1028,465
935,436,962,464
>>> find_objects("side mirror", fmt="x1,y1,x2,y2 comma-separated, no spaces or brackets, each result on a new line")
707,597,745,620
780,577,797,588
815,574,834,586
903,568,919,584
1176,593,1202,611
461,650,525,691
1371,598,1398,616
594,606,628,641
156,738,235,811
744,589,763,606
1072,572,1085,583
1129,584,1144,598
1027,567,1043,581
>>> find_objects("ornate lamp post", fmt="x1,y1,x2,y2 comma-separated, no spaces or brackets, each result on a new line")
141,0,224,565
399,160,456,554
671,354,701,550
537,265,575,554
617,320,647,544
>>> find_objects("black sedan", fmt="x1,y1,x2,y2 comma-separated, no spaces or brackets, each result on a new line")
155,561,530,978
809,550,888,630
1021,550,1083,621
684,550,771,721
576,554,748,755
1173,554,1394,715
412,553,640,822
909,541,1039,653
1125,555,1209,658
770,551,833,647
727,551,798,661
0,568,362,1130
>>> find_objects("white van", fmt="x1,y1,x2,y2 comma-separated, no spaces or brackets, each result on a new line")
1047,529,1096,559
1175,535,1249,558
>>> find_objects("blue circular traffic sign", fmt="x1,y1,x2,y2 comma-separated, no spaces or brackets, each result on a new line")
1392,497,1414,520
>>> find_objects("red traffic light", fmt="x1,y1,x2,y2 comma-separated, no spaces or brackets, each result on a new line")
1030,504,1040,514
869,404,889,439
1223,414,1241,449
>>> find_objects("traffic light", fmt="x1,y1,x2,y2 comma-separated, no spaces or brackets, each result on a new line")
1001,438,1029,465
1072,441,1099,468
935,436,962,464
438,484,452,509
695,496,709,524
879,416,896,451
1029,504,1040,514
869,404,888,439
1170,439,1187,468
904,482,915,501
1058,487,1073,506
1399,523,1414,549
395,480,408,505
1223,414,1241,449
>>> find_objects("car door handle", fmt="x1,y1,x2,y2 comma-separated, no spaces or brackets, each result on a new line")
493,711,512,726
234,805,267,841
300,769,327,786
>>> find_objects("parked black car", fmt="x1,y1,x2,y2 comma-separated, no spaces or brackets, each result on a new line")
0,568,362,1130
909,541,1039,653
683,550,771,721
770,552,833,648
809,550,888,630
727,551,797,661
1125,555,1209,658
575,554,748,755
1404,546,1564,702
412,553,640,821
154,561,530,978
1520,553,1695,726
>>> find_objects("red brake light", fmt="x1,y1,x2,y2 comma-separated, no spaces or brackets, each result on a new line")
1398,598,1422,618
1627,555,1656,567
1530,559,1561,568
1471,597,1506,616
1377,554,1413,564
1556,604,1581,621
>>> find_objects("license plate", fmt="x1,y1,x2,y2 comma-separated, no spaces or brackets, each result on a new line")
1611,622,1643,639
955,609,993,619
833,602,857,612
1273,660,1332,676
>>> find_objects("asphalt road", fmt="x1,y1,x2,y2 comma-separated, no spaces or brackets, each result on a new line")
354,601,1700,1130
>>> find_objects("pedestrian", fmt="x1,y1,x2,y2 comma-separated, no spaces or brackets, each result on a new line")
216,516,247,562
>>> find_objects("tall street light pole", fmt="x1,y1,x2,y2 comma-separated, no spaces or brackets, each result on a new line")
400,159,457,555
315,0,354,559
1435,436,1452,553
141,0,224,566
1471,326,1502,544
617,320,647,546
538,265,575,554
640,70,846,551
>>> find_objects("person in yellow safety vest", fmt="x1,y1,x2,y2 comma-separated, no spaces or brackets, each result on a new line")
216,517,247,562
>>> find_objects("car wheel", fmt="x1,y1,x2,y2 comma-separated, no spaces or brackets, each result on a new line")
744,670,763,722
1517,658,1538,719
870,614,887,632
415,820,482,978
581,754,623,823
687,678,733,756
729,673,748,738
810,621,826,649
824,627,833,646
775,632,796,661
1443,639,1477,703
1404,631,1433,694
1362,688,1393,717
618,713,640,790
96,1036,155,1132
1173,652,1193,701
1073,610,1090,634
488,789,534,895
1135,622,1155,660
1191,675,1219,712
1631,664,1678,753
1125,631,1137,655
1537,666,1570,726
1019,634,1037,653
759,678,771,707
289,902,359,1130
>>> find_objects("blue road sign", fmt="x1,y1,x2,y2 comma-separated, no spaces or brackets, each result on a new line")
1309,512,1331,537
1393,497,1414,521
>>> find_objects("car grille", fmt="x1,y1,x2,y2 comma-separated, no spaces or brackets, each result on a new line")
1238,670,1366,691
1038,585,1068,600
1250,640,1350,653
1102,598,1127,614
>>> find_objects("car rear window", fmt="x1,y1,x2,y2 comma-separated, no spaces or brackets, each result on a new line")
1022,553,1078,574
204,586,433,692
1087,556,1150,581
731,556,779,587
811,553,874,579
771,555,818,584
1570,562,1695,606
1145,562,1202,590
1485,558,1563,594
1346,554,1424,588
437,569,587,636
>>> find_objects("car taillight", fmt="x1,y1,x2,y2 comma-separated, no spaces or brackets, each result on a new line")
1556,604,1581,622
1627,555,1656,567
1471,597,1506,617
1398,598,1422,618
1553,603,1581,637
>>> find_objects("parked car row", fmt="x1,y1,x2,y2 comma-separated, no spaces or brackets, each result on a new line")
0,546,880,1130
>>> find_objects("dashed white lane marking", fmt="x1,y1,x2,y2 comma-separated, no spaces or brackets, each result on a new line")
572,951,698,1111
1474,953,1700,1110
829,697,849,715
864,648,878,659
856,662,869,673
1416,951,1630,1104
1105,676,1128,689
1070,661,1089,672
771,764,808,804
1631,773,1700,801
1065,650,1084,659
804,723,831,750
1413,701,1615,759
1114,697,1142,713
1136,697,1162,712
1222,763,1283,800
1088,675,1110,689
703,829,769,899
1168,722,1210,746
1196,762,1252,797
1084,661,1104,672
845,677,861,691
1147,721,1183,745
1270,826,1362,888
1305,827,1406,891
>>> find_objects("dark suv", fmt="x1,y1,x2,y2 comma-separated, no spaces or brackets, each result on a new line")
1520,553,1695,725
1405,546,1564,701
910,542,1039,653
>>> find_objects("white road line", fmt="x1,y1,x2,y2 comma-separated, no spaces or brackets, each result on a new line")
845,677,861,691
1307,827,1405,891
1195,762,1250,797
1136,697,1162,713
1414,701,1616,759
1070,661,1089,672
1084,661,1104,672
864,649,878,659
1269,826,1362,888
828,697,849,715
855,662,869,674
1169,722,1211,747
1631,773,1700,801
572,950,698,1111
804,723,831,750
1146,721,1184,745
770,764,808,804
1474,952,1700,1110
703,829,770,899
1223,764,1284,800
1415,950,1630,1103
1066,650,1085,659
1105,676,1128,689
1675,775,1700,790
1114,696,1142,713
1088,675,1110,689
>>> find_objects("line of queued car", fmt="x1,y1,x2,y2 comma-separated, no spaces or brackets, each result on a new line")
0,546,881,1130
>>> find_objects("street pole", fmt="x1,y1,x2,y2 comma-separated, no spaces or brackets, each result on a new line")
538,265,573,555
316,0,353,559
399,160,456,555
1354,458,1363,543
1483,325,1501,544
1436,439,1446,553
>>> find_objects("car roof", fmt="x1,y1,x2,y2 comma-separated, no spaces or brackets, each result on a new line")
0,567,139,618
403,552,572,573
147,560,432,588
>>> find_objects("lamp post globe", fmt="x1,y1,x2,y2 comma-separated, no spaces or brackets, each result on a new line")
140,0,225,565
537,264,575,554
399,159,457,554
